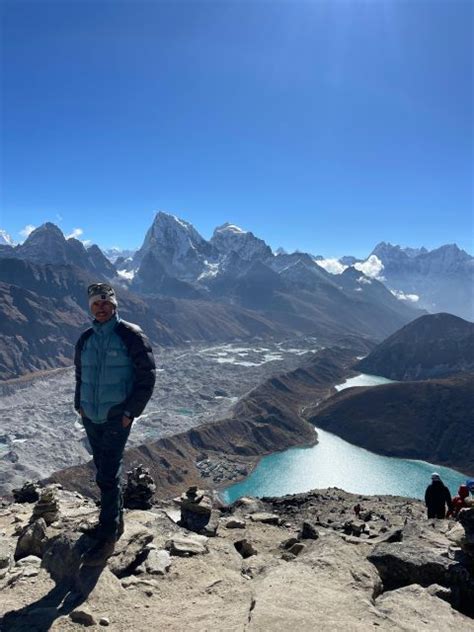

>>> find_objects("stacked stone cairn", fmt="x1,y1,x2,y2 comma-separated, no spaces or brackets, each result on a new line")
14,486,59,560
12,481,40,503
31,486,60,526
178,486,220,536
123,464,156,509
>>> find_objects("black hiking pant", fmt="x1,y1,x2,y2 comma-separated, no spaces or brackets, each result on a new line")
82,417,131,538
427,508,446,519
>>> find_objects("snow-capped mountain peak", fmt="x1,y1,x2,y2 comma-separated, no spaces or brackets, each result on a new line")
133,211,215,281
211,222,272,262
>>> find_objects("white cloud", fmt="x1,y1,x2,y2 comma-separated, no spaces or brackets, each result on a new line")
315,258,348,275
390,289,420,302
354,255,384,279
117,269,135,280
66,227,84,239
81,239,92,247
19,224,36,239
55,213,63,223
356,276,372,285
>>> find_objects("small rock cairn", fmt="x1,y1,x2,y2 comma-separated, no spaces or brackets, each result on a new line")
31,486,60,526
123,465,156,509
178,486,219,536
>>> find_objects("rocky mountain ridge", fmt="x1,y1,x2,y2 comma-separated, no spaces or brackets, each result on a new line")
0,216,422,379
368,242,473,320
356,312,474,380
0,223,116,279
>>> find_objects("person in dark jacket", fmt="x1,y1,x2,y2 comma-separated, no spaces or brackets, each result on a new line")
75,282,156,565
424,472,452,519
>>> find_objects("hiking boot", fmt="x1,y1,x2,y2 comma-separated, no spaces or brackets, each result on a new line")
82,537,116,567
82,514,124,540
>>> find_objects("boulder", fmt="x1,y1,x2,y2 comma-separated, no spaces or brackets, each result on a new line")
165,534,208,557
144,549,171,575
69,608,96,626
41,530,89,585
234,539,258,559
376,584,474,630
249,512,280,526
344,519,367,537
108,523,154,578
225,518,246,529
12,481,40,503
368,540,465,590
287,542,306,556
14,518,48,561
280,537,299,550
300,521,319,540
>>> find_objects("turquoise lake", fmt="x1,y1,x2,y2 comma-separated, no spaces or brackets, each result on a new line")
221,374,468,504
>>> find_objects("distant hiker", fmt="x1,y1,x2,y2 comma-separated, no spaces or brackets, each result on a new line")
448,485,471,518
353,503,361,517
74,282,156,565
424,473,452,519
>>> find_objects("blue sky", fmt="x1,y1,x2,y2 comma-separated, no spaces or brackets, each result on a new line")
1,0,472,257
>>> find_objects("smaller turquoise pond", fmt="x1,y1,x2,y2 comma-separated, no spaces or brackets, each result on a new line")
221,374,467,504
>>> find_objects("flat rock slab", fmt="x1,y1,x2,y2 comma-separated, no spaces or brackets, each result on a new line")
249,513,280,526
368,541,465,590
376,584,474,631
225,518,246,529
165,534,208,556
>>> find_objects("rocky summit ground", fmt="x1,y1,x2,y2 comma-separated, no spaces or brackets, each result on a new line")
1,485,474,631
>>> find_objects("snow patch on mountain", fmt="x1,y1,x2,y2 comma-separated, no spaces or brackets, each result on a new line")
198,260,221,280
104,247,137,263
390,289,420,302
211,222,272,262
315,258,348,275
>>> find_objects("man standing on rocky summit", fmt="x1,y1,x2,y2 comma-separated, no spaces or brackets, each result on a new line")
75,282,156,565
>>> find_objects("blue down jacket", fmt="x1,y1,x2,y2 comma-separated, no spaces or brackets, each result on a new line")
74,314,156,423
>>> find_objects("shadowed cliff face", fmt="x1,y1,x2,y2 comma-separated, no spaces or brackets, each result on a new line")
308,373,474,476
356,313,474,380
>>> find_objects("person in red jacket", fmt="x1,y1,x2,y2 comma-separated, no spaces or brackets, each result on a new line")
447,485,470,518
